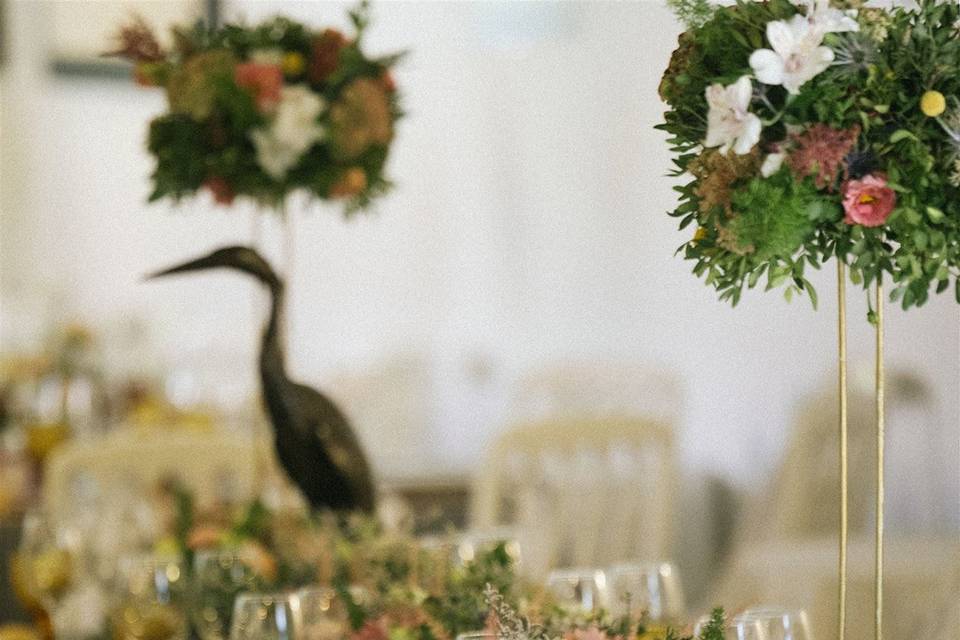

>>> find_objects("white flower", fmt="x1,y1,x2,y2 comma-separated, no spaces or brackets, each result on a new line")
251,85,325,180
750,15,834,94
704,76,762,155
761,152,786,177
797,0,859,34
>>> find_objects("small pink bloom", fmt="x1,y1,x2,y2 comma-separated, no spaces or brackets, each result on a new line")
842,174,896,227
235,62,283,112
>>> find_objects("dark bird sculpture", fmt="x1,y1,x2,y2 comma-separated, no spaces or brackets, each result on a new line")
149,246,375,513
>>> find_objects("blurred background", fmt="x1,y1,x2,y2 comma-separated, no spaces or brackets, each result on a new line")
0,1,957,637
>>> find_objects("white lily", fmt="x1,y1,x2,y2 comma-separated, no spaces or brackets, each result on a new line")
704,76,762,155
750,15,834,94
797,0,859,34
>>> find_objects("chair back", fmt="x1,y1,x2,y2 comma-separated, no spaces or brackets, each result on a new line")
471,416,677,578
43,429,263,524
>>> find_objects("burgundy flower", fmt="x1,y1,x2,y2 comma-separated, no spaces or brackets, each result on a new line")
235,62,283,113
204,176,235,205
842,174,896,227
309,29,348,85
787,124,861,191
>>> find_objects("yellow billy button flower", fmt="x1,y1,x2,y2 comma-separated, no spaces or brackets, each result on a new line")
921,90,946,117
282,52,306,77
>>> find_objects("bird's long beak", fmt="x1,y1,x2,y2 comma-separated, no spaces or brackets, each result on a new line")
145,253,220,280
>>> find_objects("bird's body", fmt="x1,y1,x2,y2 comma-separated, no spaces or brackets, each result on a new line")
151,246,375,513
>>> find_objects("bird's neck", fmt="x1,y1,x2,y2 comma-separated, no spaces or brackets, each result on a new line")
260,283,287,380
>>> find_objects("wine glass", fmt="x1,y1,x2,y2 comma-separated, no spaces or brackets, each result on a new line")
545,568,609,614
16,510,75,620
730,608,812,640
110,553,188,640
606,561,685,624
190,550,261,640
229,592,303,640
298,586,347,640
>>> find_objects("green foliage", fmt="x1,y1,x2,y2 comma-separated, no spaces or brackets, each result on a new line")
728,173,819,262
698,608,726,640
423,543,517,637
666,0,716,30
660,0,960,311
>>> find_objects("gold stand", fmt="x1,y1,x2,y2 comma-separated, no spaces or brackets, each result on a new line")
874,280,885,640
838,270,886,640
837,262,849,640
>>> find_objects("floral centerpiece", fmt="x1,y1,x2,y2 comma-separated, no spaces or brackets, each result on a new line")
660,0,960,310
108,2,401,212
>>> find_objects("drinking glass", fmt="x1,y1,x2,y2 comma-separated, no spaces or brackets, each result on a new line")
545,568,608,613
606,561,685,624
731,608,812,640
455,633,497,640
298,586,347,640
229,592,303,640
110,554,188,640
190,550,261,640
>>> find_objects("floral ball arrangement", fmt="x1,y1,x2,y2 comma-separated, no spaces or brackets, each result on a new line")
109,4,401,212
659,0,960,310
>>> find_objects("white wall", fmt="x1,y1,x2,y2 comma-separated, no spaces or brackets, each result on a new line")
1,2,957,522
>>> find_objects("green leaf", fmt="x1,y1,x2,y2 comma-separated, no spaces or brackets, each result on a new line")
889,129,918,144
926,206,945,223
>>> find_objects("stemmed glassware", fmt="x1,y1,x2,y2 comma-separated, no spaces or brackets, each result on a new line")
189,550,262,640
15,508,108,640
694,607,812,640
545,568,609,614
606,561,685,625
729,608,812,640
110,553,189,640
229,592,303,640
298,586,348,640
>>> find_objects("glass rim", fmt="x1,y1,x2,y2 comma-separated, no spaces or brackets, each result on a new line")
546,567,607,579
606,560,678,576
233,590,301,606
733,606,810,623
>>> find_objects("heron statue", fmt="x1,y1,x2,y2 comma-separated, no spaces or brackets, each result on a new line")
149,246,375,513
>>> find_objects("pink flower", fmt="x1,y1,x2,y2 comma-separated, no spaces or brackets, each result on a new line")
235,62,283,112
842,174,896,227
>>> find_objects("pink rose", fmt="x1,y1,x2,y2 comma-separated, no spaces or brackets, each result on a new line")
235,62,283,112
842,174,896,227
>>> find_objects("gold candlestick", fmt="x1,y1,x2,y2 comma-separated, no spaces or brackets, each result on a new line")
874,280,885,640
837,261,849,640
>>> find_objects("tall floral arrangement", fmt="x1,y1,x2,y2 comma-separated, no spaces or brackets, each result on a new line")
109,3,402,212
659,0,960,310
